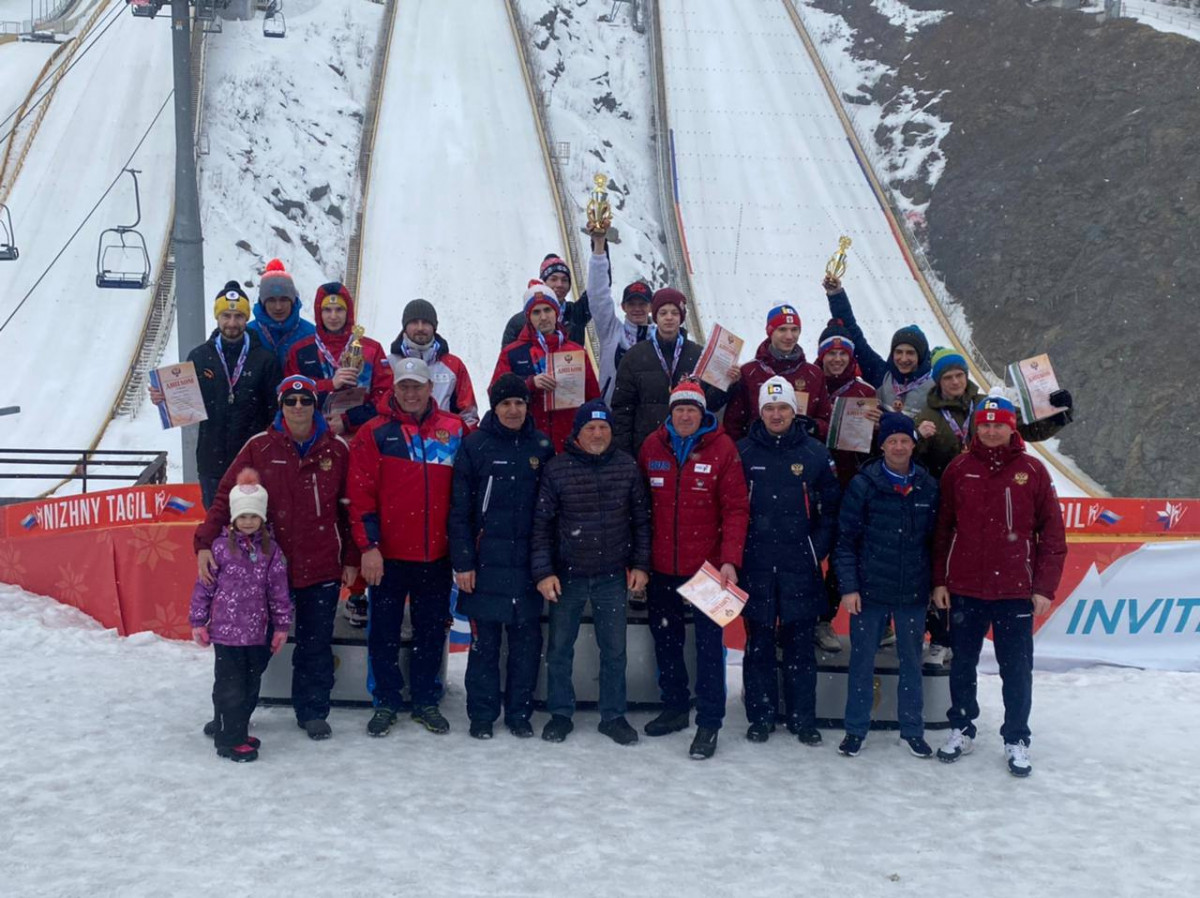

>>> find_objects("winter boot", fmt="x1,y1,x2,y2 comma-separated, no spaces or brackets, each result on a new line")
411,705,451,735
1005,741,1033,777
598,716,639,746
644,708,690,737
541,714,574,743
218,743,259,763
202,719,217,737
506,718,534,739
299,719,332,741
343,594,368,628
814,621,842,654
366,707,398,738
688,727,718,760
469,721,494,740
795,727,823,747
746,721,775,743
937,728,974,763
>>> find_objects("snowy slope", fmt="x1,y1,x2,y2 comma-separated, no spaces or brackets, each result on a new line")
657,0,1090,497
3,583,1199,896
355,0,565,395
0,1,173,493
0,40,56,136
1122,0,1200,39
512,0,670,290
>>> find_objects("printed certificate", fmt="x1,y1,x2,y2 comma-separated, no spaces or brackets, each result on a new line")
695,324,744,392
150,362,208,429
827,396,877,453
676,561,748,628
546,350,587,411
1008,353,1065,422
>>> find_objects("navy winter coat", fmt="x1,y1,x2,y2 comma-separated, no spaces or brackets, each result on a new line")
834,458,939,607
530,440,652,583
737,420,841,623
448,412,555,624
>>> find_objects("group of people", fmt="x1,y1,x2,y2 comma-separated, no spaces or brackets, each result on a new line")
172,232,1072,775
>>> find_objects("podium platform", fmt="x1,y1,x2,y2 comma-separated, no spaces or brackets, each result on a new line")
261,603,951,730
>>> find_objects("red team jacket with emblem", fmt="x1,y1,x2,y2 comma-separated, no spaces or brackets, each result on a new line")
347,397,465,563
638,418,750,576
932,435,1067,601
722,339,832,441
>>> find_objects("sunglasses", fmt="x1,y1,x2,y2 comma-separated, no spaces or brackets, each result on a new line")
282,396,315,407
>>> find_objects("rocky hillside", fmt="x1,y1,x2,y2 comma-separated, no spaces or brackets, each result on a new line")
811,0,1200,496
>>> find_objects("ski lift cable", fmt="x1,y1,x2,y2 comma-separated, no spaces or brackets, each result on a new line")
0,0,128,144
0,90,173,337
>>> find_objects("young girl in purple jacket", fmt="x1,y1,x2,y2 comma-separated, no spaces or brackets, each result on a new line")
190,470,292,762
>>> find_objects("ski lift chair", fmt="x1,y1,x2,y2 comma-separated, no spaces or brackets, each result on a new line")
195,0,223,34
96,170,152,290
0,203,17,261
263,0,286,39
129,0,166,19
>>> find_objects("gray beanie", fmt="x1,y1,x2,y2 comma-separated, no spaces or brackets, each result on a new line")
258,258,298,302
403,298,438,329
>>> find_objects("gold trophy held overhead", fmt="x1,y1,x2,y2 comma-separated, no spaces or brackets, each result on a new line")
338,324,366,375
823,235,852,291
586,173,613,235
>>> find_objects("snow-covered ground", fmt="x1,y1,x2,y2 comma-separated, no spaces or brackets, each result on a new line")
2,582,1198,896
0,1,173,497
0,39,56,132
512,0,669,290
356,0,563,391
1121,0,1200,40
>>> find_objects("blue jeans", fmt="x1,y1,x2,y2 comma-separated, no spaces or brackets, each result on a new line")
465,618,542,726
545,573,628,721
648,572,726,730
367,559,452,708
947,595,1034,744
845,603,925,738
290,581,340,723
743,617,816,728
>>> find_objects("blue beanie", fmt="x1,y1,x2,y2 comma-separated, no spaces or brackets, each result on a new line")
931,347,968,384
571,399,612,440
879,411,917,445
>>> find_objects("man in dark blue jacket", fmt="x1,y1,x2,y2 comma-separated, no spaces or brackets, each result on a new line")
737,376,841,745
834,412,939,759
531,399,652,745
449,374,555,740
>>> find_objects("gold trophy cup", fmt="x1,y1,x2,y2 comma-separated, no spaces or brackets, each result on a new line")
338,324,366,373
825,235,852,281
586,173,612,234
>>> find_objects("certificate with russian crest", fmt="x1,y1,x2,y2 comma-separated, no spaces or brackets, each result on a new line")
546,350,587,411
676,561,748,628
151,362,208,429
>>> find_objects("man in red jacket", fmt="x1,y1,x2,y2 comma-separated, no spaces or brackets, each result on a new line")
194,375,359,741
638,380,750,759
723,304,831,441
931,392,1066,777
348,357,465,738
492,280,600,452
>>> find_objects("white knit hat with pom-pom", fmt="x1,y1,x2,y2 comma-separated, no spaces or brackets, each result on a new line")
229,468,269,522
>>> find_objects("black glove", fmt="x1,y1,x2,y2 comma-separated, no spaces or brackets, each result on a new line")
1049,389,1073,411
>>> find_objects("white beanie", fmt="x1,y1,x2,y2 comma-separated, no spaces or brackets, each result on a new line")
758,375,798,414
228,469,268,522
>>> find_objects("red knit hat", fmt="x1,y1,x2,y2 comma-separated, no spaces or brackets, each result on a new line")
766,305,801,337
651,287,687,320
975,391,1018,430
668,378,706,412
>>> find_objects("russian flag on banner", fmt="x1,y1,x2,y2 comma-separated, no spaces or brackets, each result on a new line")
1097,509,1122,526
448,583,471,652
20,513,37,530
164,496,195,515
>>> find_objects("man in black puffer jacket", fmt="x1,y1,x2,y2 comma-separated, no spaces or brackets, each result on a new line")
737,376,841,747
834,413,939,759
531,399,652,745
449,374,555,741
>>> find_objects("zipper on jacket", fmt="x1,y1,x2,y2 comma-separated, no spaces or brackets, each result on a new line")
422,433,431,560
1005,486,1014,533
945,533,957,580
312,471,320,516
481,475,494,516
673,455,682,575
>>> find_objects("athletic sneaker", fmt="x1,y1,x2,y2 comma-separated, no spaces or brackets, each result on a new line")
689,727,718,760
923,643,952,669
366,707,398,738
411,705,450,735
904,735,933,758
746,721,774,743
814,621,842,653
795,727,823,747
541,714,574,743
469,721,493,740
343,594,368,628
598,716,639,746
937,728,974,763
1005,741,1033,777
838,734,863,757
217,743,258,763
